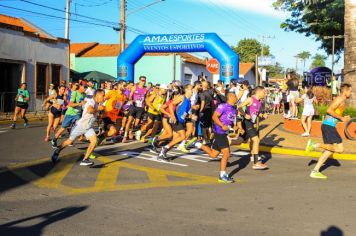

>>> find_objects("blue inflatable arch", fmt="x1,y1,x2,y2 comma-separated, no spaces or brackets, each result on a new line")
117,33,239,84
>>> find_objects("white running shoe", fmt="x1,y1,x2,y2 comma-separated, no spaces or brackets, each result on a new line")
301,132,310,137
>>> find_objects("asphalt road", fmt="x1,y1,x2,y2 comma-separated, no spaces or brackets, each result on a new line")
0,122,355,236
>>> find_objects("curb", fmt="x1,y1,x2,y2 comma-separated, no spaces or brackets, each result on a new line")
239,143,356,161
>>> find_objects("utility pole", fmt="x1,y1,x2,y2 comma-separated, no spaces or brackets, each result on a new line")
323,35,344,78
64,0,71,39
120,0,126,53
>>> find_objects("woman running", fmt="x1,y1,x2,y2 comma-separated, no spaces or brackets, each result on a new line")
11,82,30,129
43,85,66,142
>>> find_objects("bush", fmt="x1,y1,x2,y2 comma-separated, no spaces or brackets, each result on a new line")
300,105,356,121
312,86,331,105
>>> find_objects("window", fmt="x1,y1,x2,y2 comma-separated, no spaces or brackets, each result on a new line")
184,73,192,85
36,63,48,96
51,64,62,88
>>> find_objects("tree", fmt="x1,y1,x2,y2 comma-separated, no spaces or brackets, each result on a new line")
310,53,327,68
297,51,311,72
232,38,270,63
266,62,284,78
273,0,344,57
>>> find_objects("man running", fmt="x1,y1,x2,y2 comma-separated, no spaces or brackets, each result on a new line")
306,83,352,179
122,76,148,143
51,83,87,147
199,80,214,144
193,92,238,183
158,84,193,161
51,89,105,166
238,86,269,170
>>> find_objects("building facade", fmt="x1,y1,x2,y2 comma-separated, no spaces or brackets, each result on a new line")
0,14,69,112
70,43,211,85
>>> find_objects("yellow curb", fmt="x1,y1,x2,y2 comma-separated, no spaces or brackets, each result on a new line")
239,143,356,161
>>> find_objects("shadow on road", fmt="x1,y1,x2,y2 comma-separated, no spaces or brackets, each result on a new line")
320,226,343,236
308,159,341,172
0,206,88,235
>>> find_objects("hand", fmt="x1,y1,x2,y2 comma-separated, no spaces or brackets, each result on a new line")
342,115,351,123
245,114,251,120
170,115,177,124
98,105,105,111
222,125,229,131
191,114,198,122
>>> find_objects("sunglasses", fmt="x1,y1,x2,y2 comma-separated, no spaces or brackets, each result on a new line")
140,80,146,82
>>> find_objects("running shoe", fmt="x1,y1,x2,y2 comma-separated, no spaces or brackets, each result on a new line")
250,155,262,162
51,148,60,164
218,174,235,184
152,136,159,146
89,153,97,159
185,137,197,149
177,145,190,153
135,130,142,141
122,136,128,143
10,123,15,129
24,122,28,128
301,132,310,137
140,137,147,143
51,139,57,148
252,163,268,170
80,159,94,166
305,139,315,152
118,129,124,136
310,170,327,179
157,147,169,162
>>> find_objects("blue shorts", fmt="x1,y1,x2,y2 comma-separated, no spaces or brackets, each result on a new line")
61,114,81,128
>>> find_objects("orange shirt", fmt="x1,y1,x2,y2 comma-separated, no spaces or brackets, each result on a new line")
104,90,126,122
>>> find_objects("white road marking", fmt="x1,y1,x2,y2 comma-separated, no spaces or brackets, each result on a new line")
118,151,188,167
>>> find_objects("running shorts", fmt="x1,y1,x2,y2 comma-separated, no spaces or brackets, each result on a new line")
172,122,185,132
50,106,62,118
102,117,115,131
148,112,162,122
128,106,145,120
200,108,213,128
212,133,229,151
321,124,342,144
69,125,96,141
61,114,81,128
16,101,28,109
243,119,258,139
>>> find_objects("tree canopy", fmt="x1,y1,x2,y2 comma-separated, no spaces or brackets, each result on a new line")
232,38,270,63
310,53,327,68
273,0,344,57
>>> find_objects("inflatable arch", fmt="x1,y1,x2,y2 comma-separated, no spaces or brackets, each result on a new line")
117,33,239,84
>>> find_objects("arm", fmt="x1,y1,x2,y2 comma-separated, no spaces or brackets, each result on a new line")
129,86,135,101
160,103,171,117
169,95,183,123
42,94,56,106
212,111,229,131
237,98,252,118
145,94,156,111
327,98,349,122
67,92,82,108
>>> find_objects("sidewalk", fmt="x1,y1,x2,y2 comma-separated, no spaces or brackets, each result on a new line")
256,115,356,155
0,111,47,124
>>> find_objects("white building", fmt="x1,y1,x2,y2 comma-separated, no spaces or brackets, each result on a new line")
0,14,69,112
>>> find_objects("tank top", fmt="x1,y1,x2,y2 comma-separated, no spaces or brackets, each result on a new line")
164,100,175,118
133,86,147,108
56,93,65,106
323,103,345,127
247,96,262,123
148,95,165,115
176,96,191,124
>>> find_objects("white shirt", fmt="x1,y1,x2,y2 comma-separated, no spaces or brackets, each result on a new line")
76,98,98,130
85,87,95,100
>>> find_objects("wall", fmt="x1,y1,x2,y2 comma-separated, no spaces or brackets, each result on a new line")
74,56,117,77
241,70,256,87
182,61,211,85
0,28,69,94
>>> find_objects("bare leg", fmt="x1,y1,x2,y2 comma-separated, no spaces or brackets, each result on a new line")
301,115,308,133
307,116,312,134
83,135,97,160
46,113,54,138
220,148,230,172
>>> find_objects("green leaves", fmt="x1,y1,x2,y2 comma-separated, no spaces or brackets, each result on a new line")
231,38,270,63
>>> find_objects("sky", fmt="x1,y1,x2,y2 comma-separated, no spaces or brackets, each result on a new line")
0,0,344,73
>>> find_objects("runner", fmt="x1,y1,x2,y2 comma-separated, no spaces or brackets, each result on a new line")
193,92,238,183
136,84,168,142
199,80,214,144
238,86,269,170
51,89,105,166
306,83,352,179
122,76,148,143
119,82,134,136
151,87,183,153
157,84,193,161
43,85,66,142
51,83,87,147
11,82,30,129
99,80,127,143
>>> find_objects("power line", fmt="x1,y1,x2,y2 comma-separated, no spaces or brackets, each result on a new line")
75,0,114,8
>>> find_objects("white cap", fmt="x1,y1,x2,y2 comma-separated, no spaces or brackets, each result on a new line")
160,84,168,90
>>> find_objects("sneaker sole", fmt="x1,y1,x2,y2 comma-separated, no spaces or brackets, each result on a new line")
310,174,327,179
80,163,94,166
218,179,234,184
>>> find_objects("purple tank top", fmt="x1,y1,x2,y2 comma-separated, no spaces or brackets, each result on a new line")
213,103,237,135
133,86,147,108
247,96,262,123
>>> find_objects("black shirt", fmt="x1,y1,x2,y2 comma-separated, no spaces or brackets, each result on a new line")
199,90,213,110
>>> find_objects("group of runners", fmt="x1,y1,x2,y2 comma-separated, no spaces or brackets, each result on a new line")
11,75,353,183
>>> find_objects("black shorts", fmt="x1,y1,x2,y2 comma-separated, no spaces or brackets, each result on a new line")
212,133,230,151
321,124,342,144
50,106,62,118
200,109,213,128
148,112,162,122
16,101,28,109
243,119,258,139
129,106,145,120
61,108,67,115
102,117,115,131
172,122,185,132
